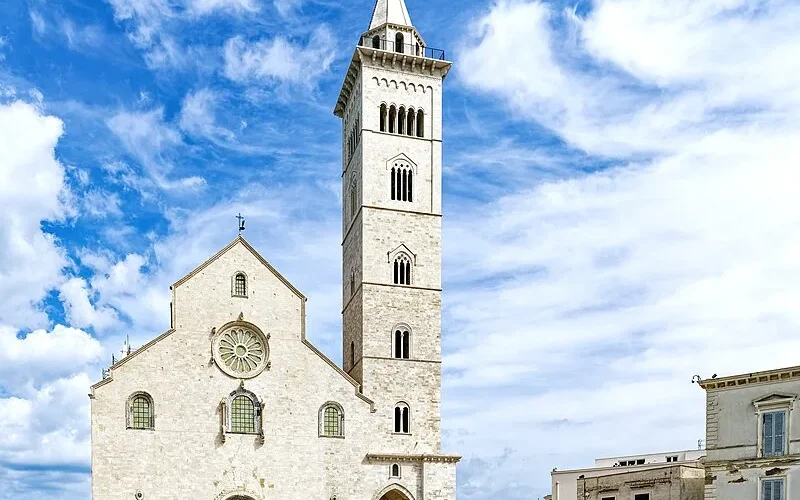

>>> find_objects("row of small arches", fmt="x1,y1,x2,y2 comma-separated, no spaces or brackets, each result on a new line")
380,104,424,138
372,77,433,93
126,392,411,436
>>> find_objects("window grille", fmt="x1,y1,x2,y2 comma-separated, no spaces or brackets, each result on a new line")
130,395,153,429
230,395,256,433
234,273,247,297
324,406,340,436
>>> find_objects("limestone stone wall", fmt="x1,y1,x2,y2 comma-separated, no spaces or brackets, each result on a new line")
92,241,456,500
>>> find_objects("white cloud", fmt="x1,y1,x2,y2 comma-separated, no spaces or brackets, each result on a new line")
274,0,303,18
451,0,800,496
0,325,103,386
0,101,70,329
29,11,47,36
188,0,259,16
107,107,205,190
223,26,336,86
58,278,120,331
179,88,236,142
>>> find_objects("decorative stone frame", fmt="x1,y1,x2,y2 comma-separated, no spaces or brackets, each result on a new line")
372,483,415,500
126,391,155,430
388,244,416,286
390,323,412,359
231,271,248,298
212,321,271,380
318,401,345,438
754,393,795,458
393,401,411,435
221,384,263,440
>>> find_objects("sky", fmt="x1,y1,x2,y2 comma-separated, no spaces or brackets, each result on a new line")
1,0,800,498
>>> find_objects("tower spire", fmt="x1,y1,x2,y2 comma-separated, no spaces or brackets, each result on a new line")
369,0,413,29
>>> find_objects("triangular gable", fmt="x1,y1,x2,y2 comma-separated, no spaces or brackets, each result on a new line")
754,393,796,404
387,243,416,264
369,0,413,29
172,236,306,300
386,152,418,171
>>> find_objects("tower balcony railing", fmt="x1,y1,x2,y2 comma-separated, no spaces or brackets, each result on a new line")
359,36,446,61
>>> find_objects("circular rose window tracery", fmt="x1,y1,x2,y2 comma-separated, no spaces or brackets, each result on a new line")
213,323,270,379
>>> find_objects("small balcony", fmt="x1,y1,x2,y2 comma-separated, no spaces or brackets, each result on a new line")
359,36,446,61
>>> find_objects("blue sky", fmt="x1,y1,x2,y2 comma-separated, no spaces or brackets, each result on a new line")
2,0,800,498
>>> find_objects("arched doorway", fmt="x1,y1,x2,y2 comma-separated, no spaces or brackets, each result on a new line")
226,496,255,500
375,484,414,500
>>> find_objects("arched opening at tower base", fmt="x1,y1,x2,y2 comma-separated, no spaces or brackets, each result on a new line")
380,490,411,500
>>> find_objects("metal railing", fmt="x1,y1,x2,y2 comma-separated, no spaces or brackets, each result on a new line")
359,36,446,61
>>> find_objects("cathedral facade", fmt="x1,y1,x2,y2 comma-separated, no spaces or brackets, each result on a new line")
89,1,459,499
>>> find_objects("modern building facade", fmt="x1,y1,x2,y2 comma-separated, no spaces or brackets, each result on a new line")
699,365,800,500
89,1,458,499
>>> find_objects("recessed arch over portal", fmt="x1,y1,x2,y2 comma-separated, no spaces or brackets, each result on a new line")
374,483,415,500
226,495,256,500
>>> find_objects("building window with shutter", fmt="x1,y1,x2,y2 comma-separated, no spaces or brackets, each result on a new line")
762,410,787,457
762,478,785,500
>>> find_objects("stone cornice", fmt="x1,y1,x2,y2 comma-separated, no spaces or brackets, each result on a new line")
334,48,452,117
366,453,461,464
702,454,800,468
698,365,800,391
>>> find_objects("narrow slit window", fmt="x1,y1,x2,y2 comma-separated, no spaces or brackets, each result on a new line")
407,110,415,136
398,107,406,135
394,330,402,358
380,104,387,132
391,167,396,200
416,110,424,138
408,171,413,202
402,330,409,359
391,463,401,477
389,106,396,133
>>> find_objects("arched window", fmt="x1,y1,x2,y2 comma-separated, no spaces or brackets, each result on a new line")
225,387,261,435
394,402,410,433
391,463,401,478
390,162,413,202
416,110,424,138
393,327,410,359
398,107,406,135
372,35,381,49
127,392,154,430
380,104,387,132
393,254,411,285
407,109,415,137
350,178,358,219
319,402,344,438
233,272,247,297
388,105,396,134
395,32,404,53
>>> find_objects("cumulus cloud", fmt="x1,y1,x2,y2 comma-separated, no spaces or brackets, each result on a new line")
59,278,120,331
0,101,70,329
222,26,336,86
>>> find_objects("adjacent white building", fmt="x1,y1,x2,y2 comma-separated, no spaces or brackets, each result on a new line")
699,365,800,500
551,450,705,500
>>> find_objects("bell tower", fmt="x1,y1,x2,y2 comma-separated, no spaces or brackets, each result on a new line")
335,0,452,455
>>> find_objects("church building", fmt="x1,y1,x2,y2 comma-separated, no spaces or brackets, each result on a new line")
89,1,459,499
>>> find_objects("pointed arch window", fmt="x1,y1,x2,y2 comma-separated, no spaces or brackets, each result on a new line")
392,254,412,285
233,272,247,298
349,177,358,219
395,32,405,53
388,105,396,134
319,402,345,438
393,327,410,359
380,104,387,132
127,392,154,430
416,110,425,138
224,387,262,435
394,402,410,433
390,162,413,202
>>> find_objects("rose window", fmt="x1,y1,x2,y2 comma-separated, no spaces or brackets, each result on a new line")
213,324,270,379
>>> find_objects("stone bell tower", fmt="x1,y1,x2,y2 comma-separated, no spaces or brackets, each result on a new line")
335,0,452,455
